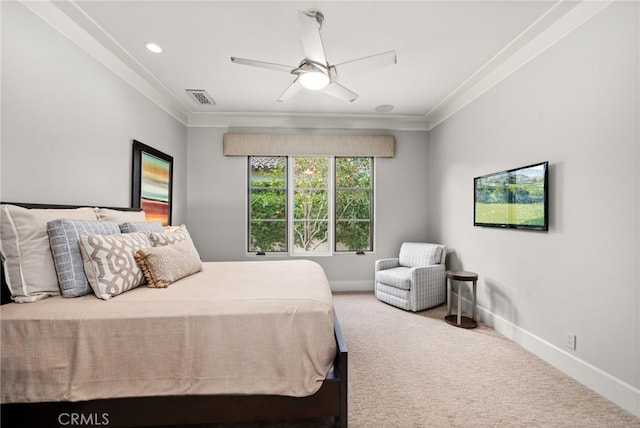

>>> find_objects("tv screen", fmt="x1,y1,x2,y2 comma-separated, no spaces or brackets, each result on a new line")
474,161,549,231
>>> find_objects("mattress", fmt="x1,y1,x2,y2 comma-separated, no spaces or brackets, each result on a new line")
0,260,336,403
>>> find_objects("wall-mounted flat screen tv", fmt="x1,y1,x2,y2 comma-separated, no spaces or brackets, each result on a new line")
474,161,549,231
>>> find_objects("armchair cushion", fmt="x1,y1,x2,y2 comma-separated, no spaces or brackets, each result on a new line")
376,267,412,290
399,242,442,267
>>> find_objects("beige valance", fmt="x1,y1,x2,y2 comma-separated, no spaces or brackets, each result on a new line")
223,133,395,157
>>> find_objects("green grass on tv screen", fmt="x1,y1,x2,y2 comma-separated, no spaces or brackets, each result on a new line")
475,202,545,226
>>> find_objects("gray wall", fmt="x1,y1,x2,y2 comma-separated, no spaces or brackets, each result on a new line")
427,1,639,413
186,127,430,289
1,2,188,223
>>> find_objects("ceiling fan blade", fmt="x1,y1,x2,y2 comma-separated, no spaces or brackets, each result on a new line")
277,79,303,102
334,50,397,81
298,10,327,65
321,83,358,103
230,57,295,73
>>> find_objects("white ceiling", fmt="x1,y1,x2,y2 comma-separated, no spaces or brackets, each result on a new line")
33,1,610,129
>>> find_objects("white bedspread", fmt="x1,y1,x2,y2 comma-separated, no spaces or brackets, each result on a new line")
1,260,336,403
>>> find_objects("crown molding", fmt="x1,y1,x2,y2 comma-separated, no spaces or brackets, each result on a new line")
425,0,614,130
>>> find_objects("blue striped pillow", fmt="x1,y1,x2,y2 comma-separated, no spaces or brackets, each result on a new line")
119,221,164,234
47,219,121,297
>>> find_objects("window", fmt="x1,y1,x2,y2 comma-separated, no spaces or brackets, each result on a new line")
248,157,287,253
248,156,374,255
335,157,373,253
293,157,329,254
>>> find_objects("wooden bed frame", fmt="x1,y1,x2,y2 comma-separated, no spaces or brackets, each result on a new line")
0,202,348,428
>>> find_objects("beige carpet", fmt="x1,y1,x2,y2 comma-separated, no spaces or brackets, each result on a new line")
208,292,640,428
332,292,640,427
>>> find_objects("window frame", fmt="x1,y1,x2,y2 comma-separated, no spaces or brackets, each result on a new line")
289,156,333,256
334,156,374,254
247,156,288,254
246,155,375,256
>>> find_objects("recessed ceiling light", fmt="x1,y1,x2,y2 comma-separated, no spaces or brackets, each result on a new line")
145,42,163,54
375,104,394,113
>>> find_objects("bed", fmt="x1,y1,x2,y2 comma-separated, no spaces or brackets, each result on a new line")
0,202,348,428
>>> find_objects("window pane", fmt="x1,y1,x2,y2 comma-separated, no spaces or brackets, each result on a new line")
248,157,286,252
293,220,329,252
335,157,373,252
336,157,371,187
293,158,329,254
250,189,286,219
250,220,287,252
335,221,371,252
335,189,371,219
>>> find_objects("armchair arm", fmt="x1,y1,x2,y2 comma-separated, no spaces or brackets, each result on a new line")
411,263,446,285
408,264,447,312
375,258,400,272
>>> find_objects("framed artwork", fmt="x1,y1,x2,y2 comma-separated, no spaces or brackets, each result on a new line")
132,140,173,226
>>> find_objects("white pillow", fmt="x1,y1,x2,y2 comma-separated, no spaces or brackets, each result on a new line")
94,208,146,224
0,204,98,302
79,232,151,300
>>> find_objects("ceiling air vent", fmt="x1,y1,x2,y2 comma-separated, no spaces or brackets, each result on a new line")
186,89,215,106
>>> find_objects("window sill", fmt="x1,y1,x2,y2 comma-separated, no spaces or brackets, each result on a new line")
247,251,374,257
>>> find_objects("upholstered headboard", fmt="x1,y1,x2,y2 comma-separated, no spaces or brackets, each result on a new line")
0,202,142,305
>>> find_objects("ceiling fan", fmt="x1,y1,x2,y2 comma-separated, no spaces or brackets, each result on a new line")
230,10,397,103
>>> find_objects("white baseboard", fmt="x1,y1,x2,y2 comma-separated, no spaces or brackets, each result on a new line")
458,295,640,418
330,280,374,292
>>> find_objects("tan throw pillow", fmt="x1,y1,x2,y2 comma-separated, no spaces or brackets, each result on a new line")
0,204,98,302
135,238,202,287
134,250,167,288
79,232,151,300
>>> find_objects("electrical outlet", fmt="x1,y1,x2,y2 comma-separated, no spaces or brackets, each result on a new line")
565,332,576,350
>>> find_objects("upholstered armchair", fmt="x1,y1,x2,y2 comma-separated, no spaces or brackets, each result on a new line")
375,242,447,312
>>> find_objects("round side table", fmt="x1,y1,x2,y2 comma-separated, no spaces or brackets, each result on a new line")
445,270,478,329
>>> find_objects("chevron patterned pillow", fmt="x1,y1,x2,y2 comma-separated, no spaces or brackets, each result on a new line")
79,232,151,300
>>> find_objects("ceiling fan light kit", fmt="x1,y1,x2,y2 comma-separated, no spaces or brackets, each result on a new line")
299,71,330,90
297,61,331,90
230,9,396,103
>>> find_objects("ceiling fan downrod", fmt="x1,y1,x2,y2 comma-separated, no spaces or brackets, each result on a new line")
303,10,324,29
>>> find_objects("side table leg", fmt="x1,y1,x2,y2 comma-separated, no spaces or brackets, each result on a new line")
457,281,462,326
447,279,451,316
472,280,477,321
